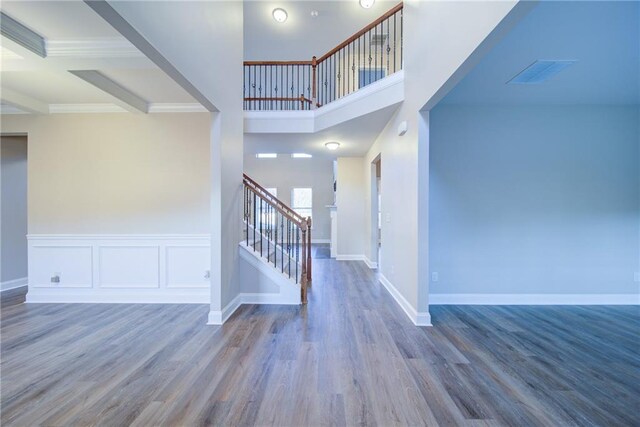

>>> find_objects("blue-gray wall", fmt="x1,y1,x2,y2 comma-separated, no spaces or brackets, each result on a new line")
429,105,639,295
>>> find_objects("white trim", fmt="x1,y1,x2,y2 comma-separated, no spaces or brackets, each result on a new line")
26,290,208,304
46,38,142,58
207,291,300,325
148,103,208,113
1,277,28,292
429,294,640,305
336,254,366,261
49,104,127,114
311,239,330,244
27,234,210,240
379,274,432,326
364,256,378,269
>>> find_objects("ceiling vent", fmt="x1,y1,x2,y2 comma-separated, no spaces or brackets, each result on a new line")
507,60,577,84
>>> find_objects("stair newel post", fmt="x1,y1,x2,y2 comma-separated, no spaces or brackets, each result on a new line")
300,220,308,305
311,56,318,109
306,217,312,284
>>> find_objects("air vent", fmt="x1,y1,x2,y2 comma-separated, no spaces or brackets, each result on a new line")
508,60,577,84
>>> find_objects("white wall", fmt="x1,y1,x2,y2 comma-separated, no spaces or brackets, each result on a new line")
1,114,211,234
360,0,523,324
243,154,334,240
429,105,640,298
1,135,28,287
336,157,366,257
104,1,244,320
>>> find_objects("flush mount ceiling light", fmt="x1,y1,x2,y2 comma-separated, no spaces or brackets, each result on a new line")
325,141,340,150
272,8,288,23
359,0,375,9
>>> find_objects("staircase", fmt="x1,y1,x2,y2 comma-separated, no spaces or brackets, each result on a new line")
242,174,312,304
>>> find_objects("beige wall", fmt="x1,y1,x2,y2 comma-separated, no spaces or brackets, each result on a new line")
243,154,334,240
1,135,28,284
0,113,211,234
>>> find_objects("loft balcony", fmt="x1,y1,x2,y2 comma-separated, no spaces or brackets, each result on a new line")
243,3,404,113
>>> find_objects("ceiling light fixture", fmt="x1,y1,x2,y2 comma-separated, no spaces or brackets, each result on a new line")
359,0,375,9
325,142,340,150
272,8,288,23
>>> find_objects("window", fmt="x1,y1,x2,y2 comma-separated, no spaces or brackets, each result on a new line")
259,188,277,228
256,153,277,159
291,188,312,219
359,68,386,88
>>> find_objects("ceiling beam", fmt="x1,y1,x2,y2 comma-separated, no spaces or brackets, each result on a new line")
83,0,217,112
69,70,148,113
0,88,49,114
0,12,46,58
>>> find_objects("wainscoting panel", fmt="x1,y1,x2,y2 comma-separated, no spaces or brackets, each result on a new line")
99,246,160,288
29,245,93,288
165,245,210,288
27,235,211,303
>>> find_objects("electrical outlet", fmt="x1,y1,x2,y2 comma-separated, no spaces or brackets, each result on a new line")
431,272,439,282
204,270,211,279
634,272,640,283
51,273,61,284
385,213,391,223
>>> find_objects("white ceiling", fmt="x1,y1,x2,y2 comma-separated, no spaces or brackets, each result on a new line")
244,0,398,61
244,104,399,158
0,0,200,113
440,1,640,106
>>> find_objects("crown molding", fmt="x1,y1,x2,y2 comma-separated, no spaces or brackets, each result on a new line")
148,103,208,113
49,104,127,114
46,38,142,58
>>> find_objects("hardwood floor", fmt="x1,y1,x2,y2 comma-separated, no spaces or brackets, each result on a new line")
1,254,638,426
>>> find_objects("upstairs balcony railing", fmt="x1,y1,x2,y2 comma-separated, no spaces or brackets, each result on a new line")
243,2,403,111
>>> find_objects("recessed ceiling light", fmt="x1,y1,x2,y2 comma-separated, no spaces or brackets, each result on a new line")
325,142,340,150
272,8,288,23
359,0,375,9
292,153,312,158
256,153,278,158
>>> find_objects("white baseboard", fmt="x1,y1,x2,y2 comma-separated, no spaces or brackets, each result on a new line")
1,277,28,292
311,239,330,244
429,293,640,305
379,274,431,326
207,292,300,325
336,254,365,261
26,289,209,304
364,256,378,269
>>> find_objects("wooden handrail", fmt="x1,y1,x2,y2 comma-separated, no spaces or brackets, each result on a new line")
243,174,305,225
244,96,312,104
244,60,313,66
317,3,403,63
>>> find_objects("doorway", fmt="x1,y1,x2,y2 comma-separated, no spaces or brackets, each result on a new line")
370,155,381,268
0,134,28,306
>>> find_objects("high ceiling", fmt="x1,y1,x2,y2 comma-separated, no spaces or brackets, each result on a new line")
440,1,640,106
244,0,398,61
244,104,399,158
0,0,202,114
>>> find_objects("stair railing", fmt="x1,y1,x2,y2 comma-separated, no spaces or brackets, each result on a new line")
243,2,403,110
243,173,312,304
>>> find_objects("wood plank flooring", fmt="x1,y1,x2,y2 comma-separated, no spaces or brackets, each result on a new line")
1,254,639,426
